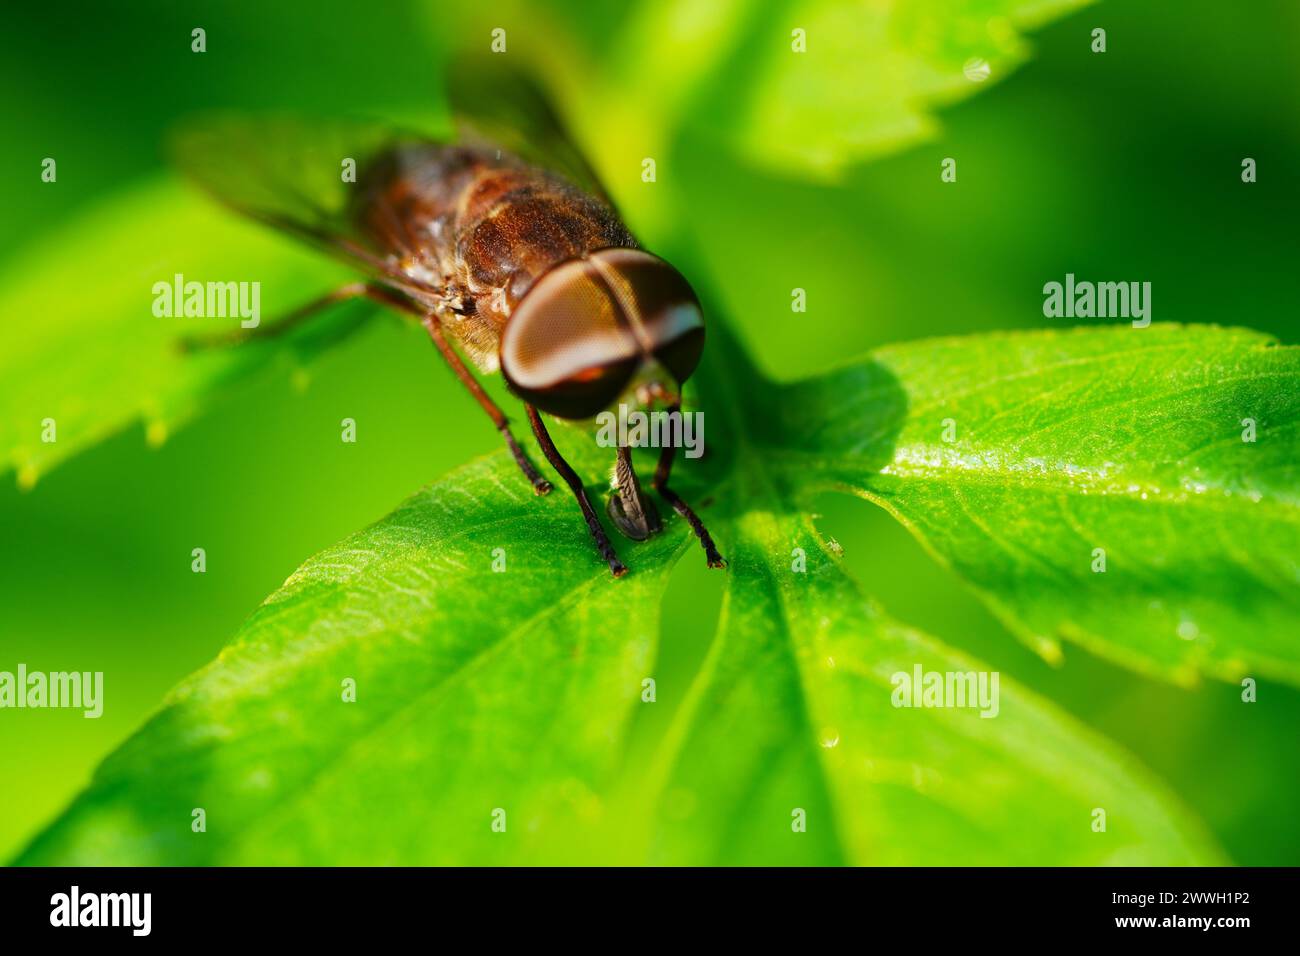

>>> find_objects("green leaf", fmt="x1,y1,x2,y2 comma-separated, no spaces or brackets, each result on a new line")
15,448,690,865
0,178,359,487
716,0,1094,178
643,511,1218,865
548,0,1093,186
15,327,1223,865
768,325,1300,686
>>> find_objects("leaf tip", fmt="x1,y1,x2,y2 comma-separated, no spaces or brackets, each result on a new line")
16,464,38,492
1033,635,1064,666
145,421,169,448
1170,664,1203,690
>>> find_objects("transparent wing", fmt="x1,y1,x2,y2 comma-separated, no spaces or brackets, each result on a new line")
170,114,446,293
170,67,615,288
447,55,616,207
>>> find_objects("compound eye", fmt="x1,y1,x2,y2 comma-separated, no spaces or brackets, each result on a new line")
653,323,705,385
587,249,705,386
500,259,640,419
526,357,641,420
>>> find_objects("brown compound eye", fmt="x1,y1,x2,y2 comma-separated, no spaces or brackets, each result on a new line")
500,258,641,419
586,248,705,387
500,249,707,419
652,324,705,387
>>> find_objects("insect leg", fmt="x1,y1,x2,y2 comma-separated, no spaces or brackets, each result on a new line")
176,281,381,352
525,405,627,578
607,445,662,541
652,411,726,569
421,315,552,496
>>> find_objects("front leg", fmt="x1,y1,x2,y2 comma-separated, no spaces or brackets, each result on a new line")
526,405,627,578
653,413,726,569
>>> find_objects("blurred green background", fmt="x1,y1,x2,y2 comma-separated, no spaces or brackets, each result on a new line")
1,0,1297,864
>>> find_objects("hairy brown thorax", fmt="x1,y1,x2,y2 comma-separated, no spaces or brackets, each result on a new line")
351,144,635,371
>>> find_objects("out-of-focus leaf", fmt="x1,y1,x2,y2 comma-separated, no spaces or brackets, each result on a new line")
722,0,1094,177
0,178,360,487
479,0,1091,193
767,325,1300,685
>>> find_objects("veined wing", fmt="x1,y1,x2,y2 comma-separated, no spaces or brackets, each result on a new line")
170,113,449,297
171,68,621,303
447,55,618,211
